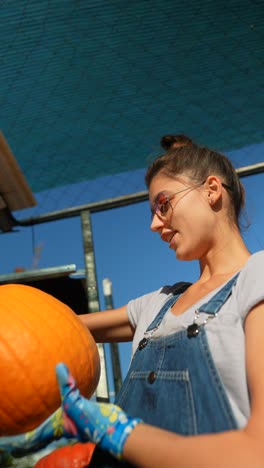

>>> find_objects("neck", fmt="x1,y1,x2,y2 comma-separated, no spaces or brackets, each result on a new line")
199,229,251,281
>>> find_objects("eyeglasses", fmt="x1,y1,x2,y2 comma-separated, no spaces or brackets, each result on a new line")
150,181,205,219
150,180,233,220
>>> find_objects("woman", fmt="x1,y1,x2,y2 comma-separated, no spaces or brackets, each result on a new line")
1,144,264,467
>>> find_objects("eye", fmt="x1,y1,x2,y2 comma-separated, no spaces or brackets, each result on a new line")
159,200,170,214
156,193,170,215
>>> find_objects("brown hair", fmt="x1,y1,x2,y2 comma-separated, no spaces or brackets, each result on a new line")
160,134,193,151
145,144,245,228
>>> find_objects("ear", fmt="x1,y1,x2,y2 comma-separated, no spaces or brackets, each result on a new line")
204,175,223,206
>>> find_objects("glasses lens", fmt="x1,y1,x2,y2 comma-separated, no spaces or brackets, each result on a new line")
152,193,171,218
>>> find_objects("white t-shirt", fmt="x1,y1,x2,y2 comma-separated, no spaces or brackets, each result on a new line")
127,251,264,428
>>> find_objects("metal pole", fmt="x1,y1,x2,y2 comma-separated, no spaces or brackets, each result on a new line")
81,210,110,402
14,160,264,230
103,278,123,397
14,162,264,227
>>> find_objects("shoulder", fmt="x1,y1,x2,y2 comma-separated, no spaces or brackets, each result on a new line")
235,251,264,321
127,288,168,329
126,282,189,329
242,250,264,270
237,250,264,286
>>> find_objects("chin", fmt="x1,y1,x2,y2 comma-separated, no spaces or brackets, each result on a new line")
175,248,196,262
175,251,188,261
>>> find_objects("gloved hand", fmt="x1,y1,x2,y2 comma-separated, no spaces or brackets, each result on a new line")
57,363,142,459
0,405,77,456
0,363,142,460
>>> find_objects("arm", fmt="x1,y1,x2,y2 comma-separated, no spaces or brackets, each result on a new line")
5,305,263,465
122,301,264,468
79,305,135,343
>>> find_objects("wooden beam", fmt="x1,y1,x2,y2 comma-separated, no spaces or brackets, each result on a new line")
0,131,36,211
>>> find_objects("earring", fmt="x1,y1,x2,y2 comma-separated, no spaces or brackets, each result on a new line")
209,198,214,205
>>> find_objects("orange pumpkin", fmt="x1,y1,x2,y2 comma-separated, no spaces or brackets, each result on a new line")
0,284,100,436
34,442,96,467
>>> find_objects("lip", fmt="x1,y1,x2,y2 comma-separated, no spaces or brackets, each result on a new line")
169,232,177,248
161,231,177,244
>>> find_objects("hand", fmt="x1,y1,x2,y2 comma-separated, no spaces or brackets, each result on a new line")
0,406,78,457
57,363,142,459
0,363,142,460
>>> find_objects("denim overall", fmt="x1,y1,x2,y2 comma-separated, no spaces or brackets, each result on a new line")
115,275,239,435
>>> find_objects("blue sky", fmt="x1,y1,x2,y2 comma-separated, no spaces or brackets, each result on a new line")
0,146,263,399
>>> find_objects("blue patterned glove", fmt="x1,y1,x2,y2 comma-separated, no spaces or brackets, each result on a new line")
0,406,78,456
57,363,142,459
0,363,142,460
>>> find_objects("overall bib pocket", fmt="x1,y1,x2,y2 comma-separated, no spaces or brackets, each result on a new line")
116,369,197,435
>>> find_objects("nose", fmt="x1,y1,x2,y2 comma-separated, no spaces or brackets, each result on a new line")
150,213,165,232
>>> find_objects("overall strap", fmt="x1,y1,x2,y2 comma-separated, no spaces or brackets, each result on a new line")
145,282,191,332
198,272,240,315
171,281,192,295
146,274,240,332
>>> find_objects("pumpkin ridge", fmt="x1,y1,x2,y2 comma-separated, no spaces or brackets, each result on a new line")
0,302,67,371
1,287,82,351
0,288,97,379
0,406,27,433
21,290,101,380
11,286,91,349
19,286,88,339
0,284,100,435
0,332,54,413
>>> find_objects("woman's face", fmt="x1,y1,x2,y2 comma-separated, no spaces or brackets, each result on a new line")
149,173,216,261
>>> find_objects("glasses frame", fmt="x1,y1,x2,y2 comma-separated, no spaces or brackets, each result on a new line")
150,180,233,220
151,181,205,220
